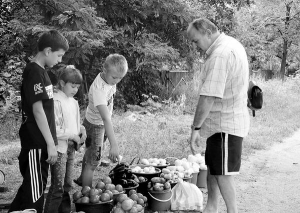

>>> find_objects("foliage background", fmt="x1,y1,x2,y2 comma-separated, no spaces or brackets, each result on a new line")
0,0,300,115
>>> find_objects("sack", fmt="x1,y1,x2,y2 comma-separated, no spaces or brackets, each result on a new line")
247,80,263,117
171,180,203,211
11,209,37,213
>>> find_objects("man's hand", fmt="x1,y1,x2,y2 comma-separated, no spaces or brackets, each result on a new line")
46,144,58,165
189,130,201,155
109,145,120,163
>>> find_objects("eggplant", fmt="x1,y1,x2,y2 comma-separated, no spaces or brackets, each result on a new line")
119,179,128,186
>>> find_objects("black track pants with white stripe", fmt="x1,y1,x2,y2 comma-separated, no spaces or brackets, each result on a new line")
9,148,49,213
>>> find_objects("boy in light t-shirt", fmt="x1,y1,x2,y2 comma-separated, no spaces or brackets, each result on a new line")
74,54,128,187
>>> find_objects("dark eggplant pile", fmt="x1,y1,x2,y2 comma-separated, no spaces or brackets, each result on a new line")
109,162,140,188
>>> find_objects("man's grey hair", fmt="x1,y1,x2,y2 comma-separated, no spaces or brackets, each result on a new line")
190,18,218,34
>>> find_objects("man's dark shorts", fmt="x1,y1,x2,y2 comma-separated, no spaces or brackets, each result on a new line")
205,132,243,175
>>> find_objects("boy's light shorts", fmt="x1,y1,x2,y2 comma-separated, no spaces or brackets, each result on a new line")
205,132,243,175
83,118,105,166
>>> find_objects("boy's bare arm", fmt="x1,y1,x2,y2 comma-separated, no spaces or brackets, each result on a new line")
33,101,58,164
96,105,119,162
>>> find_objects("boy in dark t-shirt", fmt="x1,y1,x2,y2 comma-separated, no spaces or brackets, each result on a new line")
9,30,69,213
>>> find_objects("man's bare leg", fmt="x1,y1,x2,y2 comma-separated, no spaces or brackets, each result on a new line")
203,168,220,213
216,175,238,213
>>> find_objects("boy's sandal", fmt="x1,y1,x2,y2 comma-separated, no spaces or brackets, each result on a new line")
73,178,82,186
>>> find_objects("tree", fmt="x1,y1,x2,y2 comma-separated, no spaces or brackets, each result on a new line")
0,0,115,106
1,0,257,110
0,0,28,110
234,0,300,80
93,0,194,103
262,0,300,79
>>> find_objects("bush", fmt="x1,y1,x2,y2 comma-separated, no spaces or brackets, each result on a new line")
114,90,127,111
118,69,169,106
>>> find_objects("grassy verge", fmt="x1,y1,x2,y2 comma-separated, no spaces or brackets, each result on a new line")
1,77,300,210
243,78,300,156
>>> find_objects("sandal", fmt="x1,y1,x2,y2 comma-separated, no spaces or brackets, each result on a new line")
73,178,82,186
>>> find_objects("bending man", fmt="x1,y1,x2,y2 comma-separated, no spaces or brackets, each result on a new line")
187,18,250,213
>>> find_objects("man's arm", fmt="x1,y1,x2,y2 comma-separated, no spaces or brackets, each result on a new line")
96,105,119,163
32,101,57,164
190,95,216,153
192,95,216,127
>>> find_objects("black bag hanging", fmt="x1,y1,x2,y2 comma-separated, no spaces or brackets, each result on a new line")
247,80,263,117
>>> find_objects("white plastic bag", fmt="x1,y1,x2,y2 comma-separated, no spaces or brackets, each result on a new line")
171,180,203,211
10,209,37,213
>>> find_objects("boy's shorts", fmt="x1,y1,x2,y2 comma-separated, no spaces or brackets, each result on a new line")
83,118,105,166
205,132,243,175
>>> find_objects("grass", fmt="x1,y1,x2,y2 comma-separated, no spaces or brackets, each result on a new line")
243,77,300,156
1,77,300,212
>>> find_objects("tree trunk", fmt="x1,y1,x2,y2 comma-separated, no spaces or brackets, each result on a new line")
280,40,288,80
279,1,292,80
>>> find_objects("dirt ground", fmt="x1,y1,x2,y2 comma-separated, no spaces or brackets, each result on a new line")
1,129,300,212
215,128,300,212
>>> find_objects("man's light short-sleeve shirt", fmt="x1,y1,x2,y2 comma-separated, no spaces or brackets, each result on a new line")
199,33,250,138
85,73,116,125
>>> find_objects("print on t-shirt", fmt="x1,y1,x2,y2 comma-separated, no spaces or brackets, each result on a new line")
34,83,43,95
45,85,54,99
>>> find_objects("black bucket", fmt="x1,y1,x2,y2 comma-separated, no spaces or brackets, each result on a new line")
130,165,161,180
136,178,148,196
123,182,139,195
75,200,113,213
